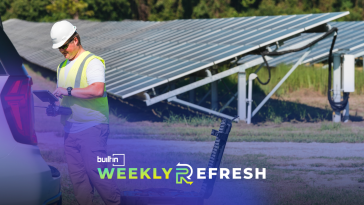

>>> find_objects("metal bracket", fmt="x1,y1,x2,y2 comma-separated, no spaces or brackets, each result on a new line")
252,44,315,118
167,96,239,122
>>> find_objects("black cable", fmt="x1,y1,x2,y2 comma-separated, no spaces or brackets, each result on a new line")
256,27,339,86
327,29,349,112
256,54,271,85
261,27,338,56
256,27,348,112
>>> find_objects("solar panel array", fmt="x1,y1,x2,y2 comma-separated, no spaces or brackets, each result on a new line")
3,12,348,99
238,21,364,67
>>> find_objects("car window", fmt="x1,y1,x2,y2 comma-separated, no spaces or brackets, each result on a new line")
0,60,6,75
0,27,24,76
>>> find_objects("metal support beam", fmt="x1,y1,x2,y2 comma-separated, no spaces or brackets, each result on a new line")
252,46,314,117
168,96,238,122
333,53,342,123
144,92,150,101
161,85,169,93
237,72,246,121
189,76,195,103
197,69,212,105
219,92,237,113
198,90,211,105
146,57,268,106
211,66,218,110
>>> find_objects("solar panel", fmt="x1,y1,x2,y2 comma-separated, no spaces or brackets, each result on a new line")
3,12,348,99
238,21,364,67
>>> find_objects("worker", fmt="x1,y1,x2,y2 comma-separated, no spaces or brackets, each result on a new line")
51,20,121,205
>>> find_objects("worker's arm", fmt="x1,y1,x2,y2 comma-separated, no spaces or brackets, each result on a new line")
52,82,105,99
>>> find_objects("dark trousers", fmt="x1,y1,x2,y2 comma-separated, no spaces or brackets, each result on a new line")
64,124,121,205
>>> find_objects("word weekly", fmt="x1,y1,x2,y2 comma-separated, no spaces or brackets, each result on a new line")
98,168,266,180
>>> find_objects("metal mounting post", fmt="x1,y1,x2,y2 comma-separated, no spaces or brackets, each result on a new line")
219,63,264,114
237,72,246,121
332,53,342,123
247,73,258,124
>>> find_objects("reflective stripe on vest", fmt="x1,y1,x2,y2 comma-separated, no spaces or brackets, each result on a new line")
75,53,93,88
57,60,67,87
56,51,109,125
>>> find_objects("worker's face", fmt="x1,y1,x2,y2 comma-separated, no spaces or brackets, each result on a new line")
58,37,78,59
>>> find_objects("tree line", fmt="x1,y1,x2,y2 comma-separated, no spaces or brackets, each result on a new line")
0,0,363,22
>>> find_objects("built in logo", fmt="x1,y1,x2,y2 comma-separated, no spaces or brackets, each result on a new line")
97,154,125,166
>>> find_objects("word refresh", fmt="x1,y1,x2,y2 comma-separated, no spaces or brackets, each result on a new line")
97,168,266,180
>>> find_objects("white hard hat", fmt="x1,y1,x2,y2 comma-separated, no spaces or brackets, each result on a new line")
50,20,77,49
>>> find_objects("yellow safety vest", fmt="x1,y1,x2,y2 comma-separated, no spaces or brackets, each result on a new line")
57,51,109,125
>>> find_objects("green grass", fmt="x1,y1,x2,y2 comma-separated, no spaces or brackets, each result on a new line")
320,122,342,131
163,111,218,127
246,63,364,96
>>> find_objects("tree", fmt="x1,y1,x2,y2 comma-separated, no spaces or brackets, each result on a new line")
2,0,364,22
148,0,184,21
46,0,94,20
241,0,255,8
192,0,238,19
0,0,14,20
10,0,51,21
84,0,132,21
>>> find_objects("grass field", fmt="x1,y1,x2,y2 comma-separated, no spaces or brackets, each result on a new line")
245,63,364,96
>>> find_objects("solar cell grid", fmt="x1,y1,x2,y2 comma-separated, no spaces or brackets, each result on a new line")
156,62,206,79
111,77,160,94
139,59,182,76
115,78,166,96
3,12,348,99
150,61,196,77
240,22,364,68
106,75,142,89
